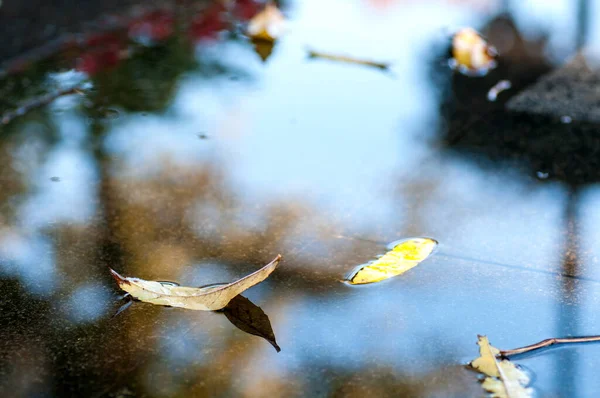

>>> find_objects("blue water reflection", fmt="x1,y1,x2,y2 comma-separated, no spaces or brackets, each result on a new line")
2,0,600,396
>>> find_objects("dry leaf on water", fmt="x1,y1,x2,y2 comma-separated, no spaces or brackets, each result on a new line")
345,237,437,285
469,335,533,398
110,255,281,311
246,2,286,42
113,289,281,351
221,295,281,352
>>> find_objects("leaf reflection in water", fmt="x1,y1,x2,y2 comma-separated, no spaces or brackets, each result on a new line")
220,294,280,352
113,290,280,352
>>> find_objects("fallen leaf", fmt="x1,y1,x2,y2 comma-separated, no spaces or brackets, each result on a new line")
344,237,437,285
221,294,281,352
450,27,497,76
112,285,281,351
110,254,281,311
246,1,286,42
471,335,501,377
469,335,533,398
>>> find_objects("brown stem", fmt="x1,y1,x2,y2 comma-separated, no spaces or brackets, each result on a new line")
307,50,390,71
1,86,84,125
500,335,600,357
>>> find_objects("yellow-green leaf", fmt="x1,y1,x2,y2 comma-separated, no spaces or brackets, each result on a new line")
345,237,437,285
469,335,533,398
451,28,497,76
110,255,281,311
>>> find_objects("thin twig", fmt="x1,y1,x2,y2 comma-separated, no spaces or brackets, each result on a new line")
307,49,391,71
500,335,600,357
1,86,84,126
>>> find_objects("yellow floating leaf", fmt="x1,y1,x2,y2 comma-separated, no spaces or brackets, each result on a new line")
469,335,533,398
110,255,281,311
345,237,437,285
246,2,286,42
471,335,501,377
451,27,497,76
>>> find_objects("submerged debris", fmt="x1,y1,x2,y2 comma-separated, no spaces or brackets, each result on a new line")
487,80,511,102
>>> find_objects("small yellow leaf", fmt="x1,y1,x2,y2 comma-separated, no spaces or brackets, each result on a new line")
247,2,286,42
471,335,501,378
451,28,497,76
345,237,437,285
469,335,533,398
110,255,281,311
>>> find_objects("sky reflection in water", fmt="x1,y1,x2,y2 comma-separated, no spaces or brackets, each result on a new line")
2,0,600,396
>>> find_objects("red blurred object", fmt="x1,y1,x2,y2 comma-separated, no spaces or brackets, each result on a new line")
85,32,122,48
76,33,124,75
76,48,121,75
189,3,228,41
233,0,263,21
128,10,174,42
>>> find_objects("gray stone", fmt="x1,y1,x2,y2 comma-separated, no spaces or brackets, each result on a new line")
507,53,600,123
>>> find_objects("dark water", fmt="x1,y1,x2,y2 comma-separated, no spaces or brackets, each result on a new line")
1,0,600,397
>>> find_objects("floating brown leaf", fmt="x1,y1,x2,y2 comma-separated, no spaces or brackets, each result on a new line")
110,255,281,311
469,335,533,398
221,295,280,352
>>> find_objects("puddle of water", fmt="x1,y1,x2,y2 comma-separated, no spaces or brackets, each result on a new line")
1,0,600,397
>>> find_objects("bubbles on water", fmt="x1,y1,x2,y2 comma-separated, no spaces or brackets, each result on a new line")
560,115,572,124
536,171,550,180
